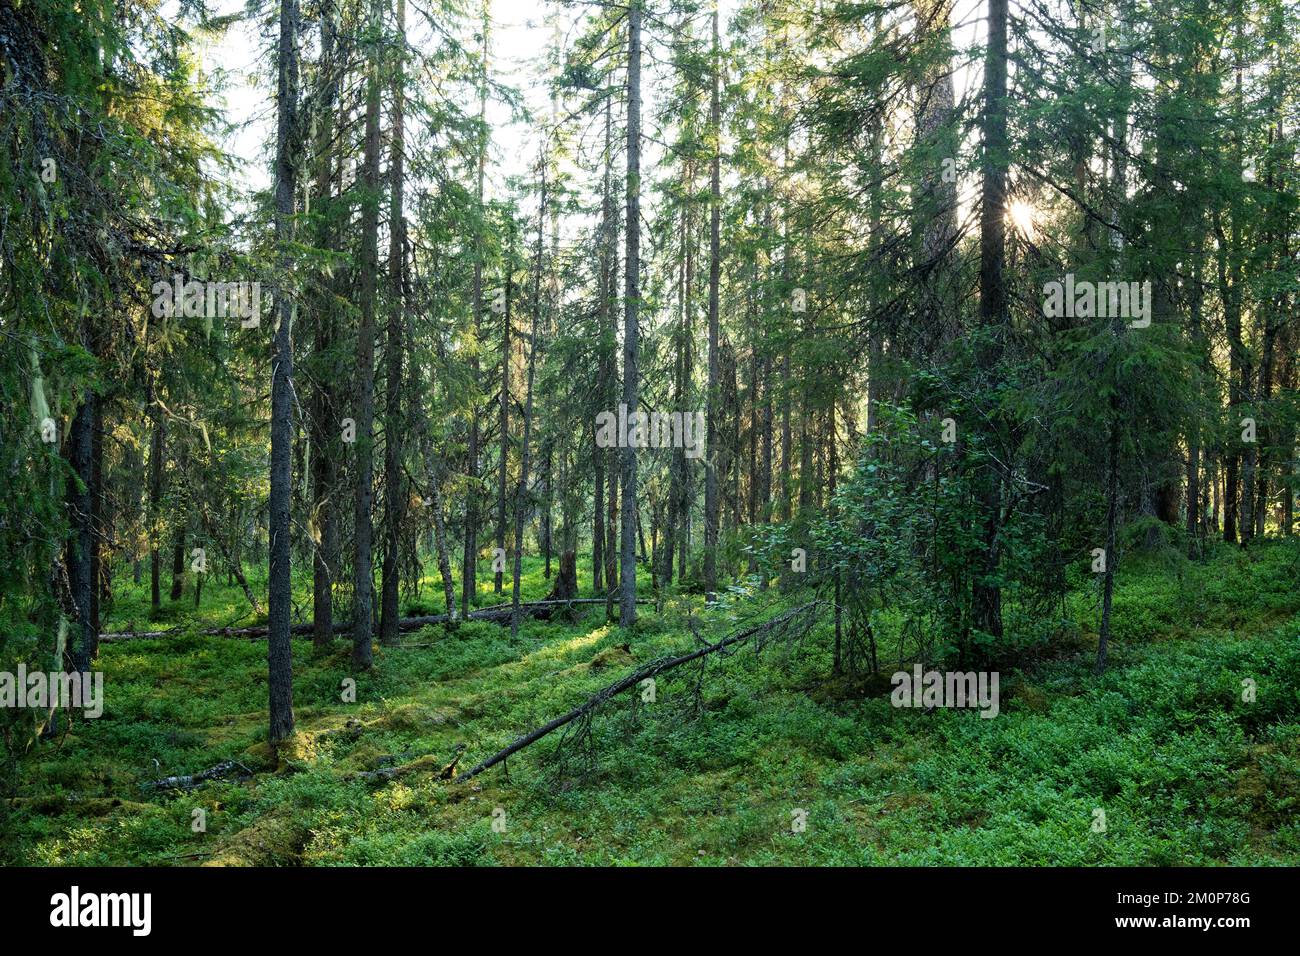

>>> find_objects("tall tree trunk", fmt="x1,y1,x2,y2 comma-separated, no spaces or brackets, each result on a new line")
1254,116,1281,538
379,0,407,646
267,0,299,741
1217,210,1243,545
310,0,340,652
421,439,457,624
462,4,491,618
605,136,620,607
88,394,103,661
760,207,773,539
1280,321,1296,535
512,159,547,639
606,454,619,608
148,391,164,613
797,217,816,517
352,0,382,669
170,523,185,601
619,1,643,627
593,95,615,595
64,391,94,672
746,275,759,529
542,439,553,578
972,0,1008,643
1229,14,1250,545
664,199,688,586
913,0,958,350
1096,406,1120,675
780,353,792,520
678,161,696,581
866,18,886,445
496,222,514,594
1184,234,1206,555
132,440,144,587
702,7,722,598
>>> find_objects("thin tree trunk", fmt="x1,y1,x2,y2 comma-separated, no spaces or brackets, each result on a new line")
593,95,615,595
462,5,491,619
496,222,514,594
379,0,408,646
1096,408,1120,675
678,162,696,581
619,1,643,627
972,0,1009,644
88,394,103,661
421,440,457,624
512,158,547,639
1218,209,1243,545
170,524,185,601
63,392,94,672
912,0,958,349
149,398,164,614
542,440,553,578
310,0,340,652
267,0,299,741
702,7,722,598
352,0,383,669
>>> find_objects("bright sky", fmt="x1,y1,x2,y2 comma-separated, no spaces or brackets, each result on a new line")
185,0,993,256
191,0,549,204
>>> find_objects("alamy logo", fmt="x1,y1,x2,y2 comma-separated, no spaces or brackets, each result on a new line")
0,666,103,718
1042,273,1151,328
151,275,261,326
595,403,705,459
50,886,151,936
890,666,1000,718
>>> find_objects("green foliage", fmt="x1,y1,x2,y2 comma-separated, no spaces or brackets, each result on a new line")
5,544,1299,866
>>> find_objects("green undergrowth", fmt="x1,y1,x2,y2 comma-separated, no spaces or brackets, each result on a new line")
3,540,1298,866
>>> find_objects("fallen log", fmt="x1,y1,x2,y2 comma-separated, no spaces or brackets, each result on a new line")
455,601,821,783
143,759,255,792
99,598,651,643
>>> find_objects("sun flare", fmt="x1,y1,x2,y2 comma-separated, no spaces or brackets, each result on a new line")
1008,199,1037,237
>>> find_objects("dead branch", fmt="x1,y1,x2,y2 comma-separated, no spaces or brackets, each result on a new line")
143,759,254,792
455,602,822,783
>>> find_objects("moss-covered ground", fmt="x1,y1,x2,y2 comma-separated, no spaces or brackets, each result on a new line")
4,540,1298,865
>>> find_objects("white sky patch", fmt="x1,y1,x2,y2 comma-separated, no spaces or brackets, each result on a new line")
179,0,1000,302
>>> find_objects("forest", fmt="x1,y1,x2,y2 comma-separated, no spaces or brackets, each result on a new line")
1,0,1298,869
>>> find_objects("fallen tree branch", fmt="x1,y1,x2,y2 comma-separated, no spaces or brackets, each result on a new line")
99,599,652,642
455,602,822,783
143,759,254,792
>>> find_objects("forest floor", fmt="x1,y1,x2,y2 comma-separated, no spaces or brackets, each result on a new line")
4,539,1299,865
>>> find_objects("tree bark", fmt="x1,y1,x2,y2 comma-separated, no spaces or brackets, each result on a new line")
63,392,95,672
461,4,491,619
352,0,383,669
702,7,722,598
310,0,340,653
148,395,164,612
972,0,1009,643
267,0,299,742
380,0,408,646
170,524,185,601
619,1,643,627
1096,407,1120,675
496,222,515,595
511,157,546,640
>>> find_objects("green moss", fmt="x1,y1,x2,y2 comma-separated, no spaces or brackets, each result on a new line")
6,547,1300,866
